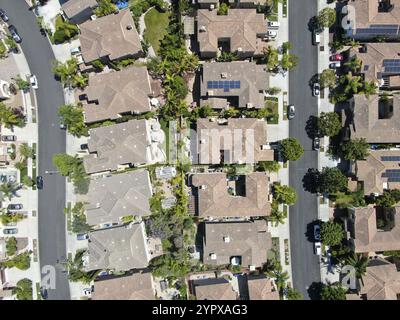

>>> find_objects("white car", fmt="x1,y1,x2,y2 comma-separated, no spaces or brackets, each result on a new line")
29,75,38,89
314,242,322,255
82,288,92,297
267,30,278,38
268,21,280,29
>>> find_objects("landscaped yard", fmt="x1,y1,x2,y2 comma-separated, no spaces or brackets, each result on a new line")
265,97,279,124
144,8,170,55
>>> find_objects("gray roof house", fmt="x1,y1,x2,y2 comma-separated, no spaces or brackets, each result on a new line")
343,0,400,40
201,61,268,109
83,119,159,174
191,172,272,218
61,0,98,24
195,118,274,164
84,170,152,227
197,8,268,58
85,223,149,271
79,9,142,65
197,0,269,9
349,94,400,143
192,278,238,300
202,220,271,268
92,272,155,300
76,67,153,124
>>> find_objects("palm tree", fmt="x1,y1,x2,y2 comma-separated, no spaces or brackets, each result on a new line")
19,143,35,160
0,182,19,200
265,260,289,293
52,58,79,88
344,57,362,74
0,102,25,128
341,74,363,95
344,253,368,280
361,81,377,98
57,21,78,39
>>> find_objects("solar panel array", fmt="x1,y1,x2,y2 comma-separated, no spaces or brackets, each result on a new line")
383,59,400,74
356,24,399,36
381,156,400,161
382,169,400,182
207,80,241,92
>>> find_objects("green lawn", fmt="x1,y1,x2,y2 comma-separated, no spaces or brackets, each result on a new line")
144,8,170,55
265,97,279,124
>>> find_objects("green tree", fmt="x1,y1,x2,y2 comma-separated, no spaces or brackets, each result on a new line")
53,19,79,44
256,161,280,173
94,0,117,17
217,51,237,62
344,57,362,74
321,220,344,246
266,87,281,95
5,36,17,52
340,74,363,95
280,138,304,162
71,202,90,234
281,41,292,53
281,53,299,71
150,253,191,279
52,58,87,89
318,112,341,137
318,167,347,194
0,182,19,200
0,102,25,128
217,2,229,15
6,236,18,256
58,104,88,137
19,143,35,160
53,153,78,176
361,80,377,98
12,278,33,300
265,46,279,71
341,138,370,161
376,189,400,208
12,75,30,90
164,74,188,100
22,176,35,188
317,7,337,29
264,260,289,293
1,252,31,270
273,183,297,205
321,283,347,300
286,286,303,300
319,69,337,89
269,200,287,226
345,253,368,279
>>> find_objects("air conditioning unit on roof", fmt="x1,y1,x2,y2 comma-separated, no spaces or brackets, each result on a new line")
210,253,217,260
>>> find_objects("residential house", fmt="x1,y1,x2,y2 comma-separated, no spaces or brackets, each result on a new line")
83,170,152,227
191,172,272,218
346,206,400,253
79,9,142,66
61,0,98,24
0,238,5,262
346,258,400,300
91,272,155,300
197,0,270,9
348,94,400,144
246,275,280,300
200,61,268,109
192,278,238,300
196,8,268,58
343,0,400,40
348,43,400,89
195,118,273,165
76,67,153,124
85,222,149,271
202,220,271,268
352,149,400,196
83,119,165,174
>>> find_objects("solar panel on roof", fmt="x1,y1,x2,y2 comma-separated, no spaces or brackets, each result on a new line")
370,24,399,29
206,80,241,92
356,26,399,35
381,156,400,162
384,67,400,73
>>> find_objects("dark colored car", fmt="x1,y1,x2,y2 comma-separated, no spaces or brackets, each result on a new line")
314,224,321,241
0,8,9,22
40,287,48,300
3,228,18,235
80,143,88,150
7,203,23,211
36,176,43,189
1,135,16,142
313,136,321,150
8,25,21,43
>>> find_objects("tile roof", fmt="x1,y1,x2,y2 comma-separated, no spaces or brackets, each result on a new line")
92,272,155,300
84,170,152,226
247,275,280,300
191,172,271,218
201,61,269,109
77,67,152,123
61,0,98,19
196,118,273,164
193,278,237,300
203,220,271,267
79,9,142,64
86,223,149,271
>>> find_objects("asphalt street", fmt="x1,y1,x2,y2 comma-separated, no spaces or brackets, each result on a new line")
0,1,70,299
288,0,322,299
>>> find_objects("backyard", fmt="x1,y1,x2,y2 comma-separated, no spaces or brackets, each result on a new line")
144,8,170,55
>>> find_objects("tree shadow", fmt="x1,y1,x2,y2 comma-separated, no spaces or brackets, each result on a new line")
302,168,320,194
307,281,323,300
305,220,321,243
308,73,320,89
307,16,320,32
305,115,320,139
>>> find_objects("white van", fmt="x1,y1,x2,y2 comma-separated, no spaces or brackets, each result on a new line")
268,21,280,29
313,31,320,45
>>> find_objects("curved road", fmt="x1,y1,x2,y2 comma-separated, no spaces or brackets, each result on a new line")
0,1,70,299
288,0,321,299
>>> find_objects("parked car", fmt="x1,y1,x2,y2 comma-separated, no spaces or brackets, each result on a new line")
59,118,66,130
267,21,280,29
329,61,341,69
3,228,18,235
312,30,320,45
267,30,278,38
287,105,295,120
314,241,322,255
1,135,16,142
8,25,21,43
330,53,343,61
7,203,23,211
40,287,48,300
313,82,320,96
0,8,9,22
314,224,321,241
29,74,38,89
36,176,43,189
82,288,92,296
77,233,88,241
5,221,17,227
313,136,320,150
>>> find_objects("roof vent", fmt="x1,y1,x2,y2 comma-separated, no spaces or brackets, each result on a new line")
210,253,217,260
200,25,207,32
221,72,228,79
223,236,230,243
237,47,242,52
246,103,253,108
126,25,133,30
249,265,256,271
200,184,207,189
209,4,215,10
